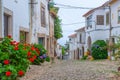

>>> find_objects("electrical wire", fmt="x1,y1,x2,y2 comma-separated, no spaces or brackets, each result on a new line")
61,21,86,25
54,3,94,9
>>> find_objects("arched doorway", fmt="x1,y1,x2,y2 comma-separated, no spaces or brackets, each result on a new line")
87,36,92,51
77,48,80,59
82,46,84,57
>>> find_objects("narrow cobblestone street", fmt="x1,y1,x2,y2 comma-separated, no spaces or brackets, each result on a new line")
20,60,119,80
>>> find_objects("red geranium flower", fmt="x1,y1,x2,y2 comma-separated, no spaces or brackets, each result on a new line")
7,35,12,38
27,51,31,57
33,55,37,59
31,46,35,51
6,71,11,77
14,46,19,50
10,41,16,45
29,58,34,62
35,48,40,54
18,70,24,76
16,42,19,46
4,60,9,65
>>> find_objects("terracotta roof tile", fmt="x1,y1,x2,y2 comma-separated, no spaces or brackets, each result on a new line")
83,1,110,17
75,27,85,32
68,33,77,38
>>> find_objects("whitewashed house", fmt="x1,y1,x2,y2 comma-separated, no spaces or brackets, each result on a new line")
0,0,56,58
109,0,120,43
75,27,85,58
83,1,110,52
0,0,30,43
55,43,62,59
68,33,78,60
30,0,50,49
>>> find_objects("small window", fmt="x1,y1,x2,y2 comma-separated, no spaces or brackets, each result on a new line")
4,14,9,37
106,12,109,25
118,10,120,23
97,15,104,25
41,3,46,27
87,15,92,28
20,31,27,43
79,34,82,43
38,37,45,46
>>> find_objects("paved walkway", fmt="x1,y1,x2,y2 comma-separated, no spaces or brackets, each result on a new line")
20,60,119,80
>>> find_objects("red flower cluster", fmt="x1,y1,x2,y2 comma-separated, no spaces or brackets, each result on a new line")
10,41,19,50
6,71,11,77
4,60,9,65
29,55,37,62
7,35,12,38
35,48,40,54
18,70,24,76
31,46,35,51
27,51,31,57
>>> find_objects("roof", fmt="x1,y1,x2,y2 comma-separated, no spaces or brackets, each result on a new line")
83,1,110,17
109,0,117,5
75,27,85,32
68,33,77,38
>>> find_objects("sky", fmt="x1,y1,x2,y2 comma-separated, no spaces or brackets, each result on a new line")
53,0,109,45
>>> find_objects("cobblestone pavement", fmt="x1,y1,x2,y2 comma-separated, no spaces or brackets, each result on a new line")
20,60,120,80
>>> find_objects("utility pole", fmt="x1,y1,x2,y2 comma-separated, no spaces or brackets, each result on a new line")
108,3,112,59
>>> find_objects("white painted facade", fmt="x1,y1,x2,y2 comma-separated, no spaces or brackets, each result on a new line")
110,0,120,43
55,44,62,59
84,4,110,52
68,34,78,60
0,0,50,48
30,0,50,49
0,0,30,41
75,27,86,58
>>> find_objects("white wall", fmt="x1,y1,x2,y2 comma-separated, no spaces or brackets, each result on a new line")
76,31,86,58
36,0,49,35
0,0,3,38
3,0,30,41
85,8,110,51
111,0,120,41
69,37,77,59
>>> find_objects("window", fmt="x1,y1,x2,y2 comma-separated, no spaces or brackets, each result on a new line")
87,15,92,28
106,12,109,25
118,10,120,23
97,15,104,25
112,38,115,44
4,8,13,38
38,37,45,46
4,14,9,37
20,31,27,43
41,3,46,27
79,34,82,43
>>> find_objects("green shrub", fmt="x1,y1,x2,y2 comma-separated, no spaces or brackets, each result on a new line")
91,40,108,59
32,44,49,65
81,55,88,60
0,36,50,80
0,36,31,80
